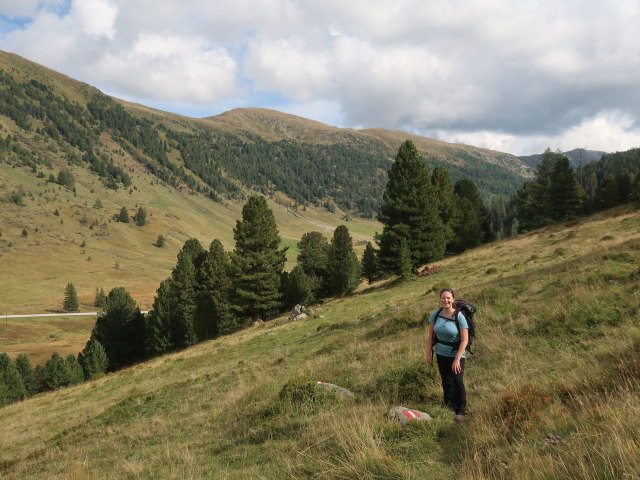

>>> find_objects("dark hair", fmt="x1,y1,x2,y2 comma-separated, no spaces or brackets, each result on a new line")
439,288,455,298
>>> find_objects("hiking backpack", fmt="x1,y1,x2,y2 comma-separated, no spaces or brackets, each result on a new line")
433,299,477,354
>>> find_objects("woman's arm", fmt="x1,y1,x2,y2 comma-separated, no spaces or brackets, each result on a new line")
452,328,468,374
426,322,435,366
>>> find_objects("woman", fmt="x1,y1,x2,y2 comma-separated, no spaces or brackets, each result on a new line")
426,288,469,422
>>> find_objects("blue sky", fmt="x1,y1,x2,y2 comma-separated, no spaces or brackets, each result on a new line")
1,0,640,156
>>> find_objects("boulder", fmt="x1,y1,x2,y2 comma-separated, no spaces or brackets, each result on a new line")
286,304,307,322
315,381,355,398
386,406,432,425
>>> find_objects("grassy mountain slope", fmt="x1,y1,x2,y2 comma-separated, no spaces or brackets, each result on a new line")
0,50,378,315
203,108,534,198
2,206,639,479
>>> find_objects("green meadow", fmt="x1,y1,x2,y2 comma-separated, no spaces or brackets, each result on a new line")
1,206,639,479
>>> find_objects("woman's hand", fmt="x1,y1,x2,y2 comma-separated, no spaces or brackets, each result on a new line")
452,357,462,374
427,350,433,366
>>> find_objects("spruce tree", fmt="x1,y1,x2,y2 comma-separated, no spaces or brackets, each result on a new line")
431,165,455,245
94,287,106,309
326,225,360,296
116,206,130,223
449,179,492,253
63,282,79,312
360,241,379,284
180,238,206,264
14,354,37,396
66,354,85,385
146,279,178,356
231,195,287,322
78,340,109,379
195,239,234,340
89,287,145,370
132,206,147,226
377,140,445,274
548,157,585,221
297,231,330,296
0,353,27,405
282,265,314,309
170,251,198,348
42,352,72,390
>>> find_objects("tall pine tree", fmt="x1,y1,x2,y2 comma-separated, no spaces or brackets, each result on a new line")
377,140,445,274
169,251,198,348
297,231,330,297
231,195,287,322
326,225,360,296
194,239,234,339
449,179,493,253
89,287,145,370
146,279,178,356
360,241,379,284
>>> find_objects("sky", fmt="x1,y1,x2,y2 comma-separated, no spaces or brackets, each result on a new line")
1,0,640,156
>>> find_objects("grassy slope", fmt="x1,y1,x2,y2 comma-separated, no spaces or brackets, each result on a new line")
1,207,639,479
0,154,378,315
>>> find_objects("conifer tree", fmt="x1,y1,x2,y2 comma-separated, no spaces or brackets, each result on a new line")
94,287,106,308
89,287,145,370
63,282,79,312
170,251,198,348
431,165,455,244
326,225,360,296
548,157,585,220
146,279,177,356
78,340,109,379
282,265,314,308
66,354,85,385
0,353,27,405
14,354,37,396
180,238,206,272
195,239,234,339
377,140,445,274
116,206,130,223
397,237,413,279
297,231,330,296
231,195,287,322
360,241,379,284
631,172,640,208
449,179,492,253
42,352,72,390
132,206,147,226
600,175,619,209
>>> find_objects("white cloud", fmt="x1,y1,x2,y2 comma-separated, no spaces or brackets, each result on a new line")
1,0,640,155
72,0,117,39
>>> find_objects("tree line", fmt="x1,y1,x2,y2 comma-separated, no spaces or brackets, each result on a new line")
489,148,640,237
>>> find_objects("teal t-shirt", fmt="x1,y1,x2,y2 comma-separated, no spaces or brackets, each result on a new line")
428,309,469,358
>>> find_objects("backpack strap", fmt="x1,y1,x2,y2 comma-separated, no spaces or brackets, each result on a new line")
432,308,462,354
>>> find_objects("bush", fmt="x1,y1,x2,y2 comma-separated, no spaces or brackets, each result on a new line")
495,383,552,433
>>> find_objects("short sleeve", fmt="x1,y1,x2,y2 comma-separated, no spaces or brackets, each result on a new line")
457,312,469,330
428,310,438,325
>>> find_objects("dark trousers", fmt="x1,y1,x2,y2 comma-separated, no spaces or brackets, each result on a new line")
436,354,466,415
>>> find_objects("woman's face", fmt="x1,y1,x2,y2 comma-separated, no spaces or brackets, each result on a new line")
440,291,454,309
